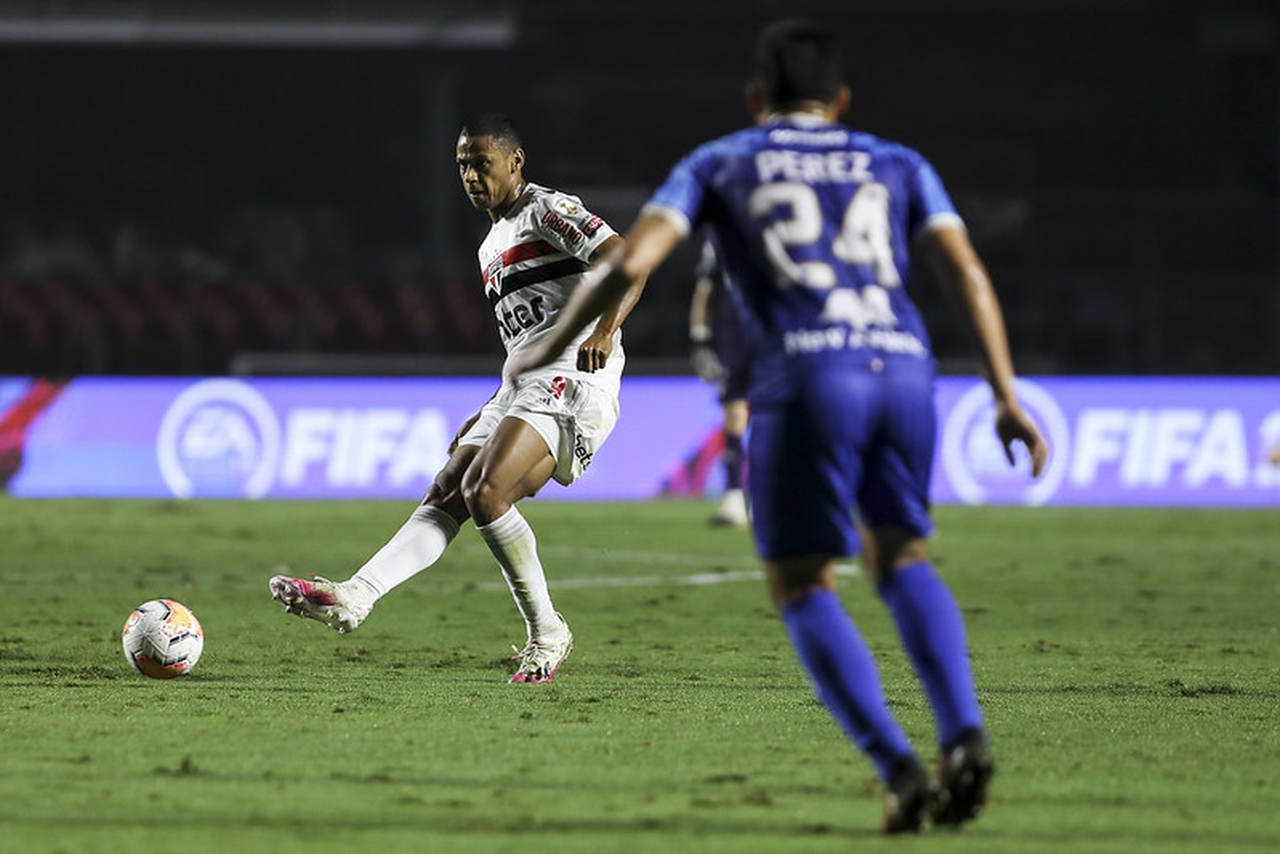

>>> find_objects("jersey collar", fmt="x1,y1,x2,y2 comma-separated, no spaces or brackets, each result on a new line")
769,111,832,127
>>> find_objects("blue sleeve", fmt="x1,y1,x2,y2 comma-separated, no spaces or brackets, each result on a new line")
905,151,963,240
642,143,718,238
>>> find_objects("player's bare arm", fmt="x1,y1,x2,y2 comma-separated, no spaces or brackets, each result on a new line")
509,213,680,381
920,224,1049,476
574,234,648,373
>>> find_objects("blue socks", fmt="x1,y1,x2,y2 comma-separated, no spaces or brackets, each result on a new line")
781,589,915,780
723,432,745,490
780,564,985,778
877,561,984,747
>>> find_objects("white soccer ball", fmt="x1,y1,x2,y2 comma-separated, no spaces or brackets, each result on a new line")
121,599,204,678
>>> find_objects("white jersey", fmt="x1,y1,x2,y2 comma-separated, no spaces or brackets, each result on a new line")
477,182,623,396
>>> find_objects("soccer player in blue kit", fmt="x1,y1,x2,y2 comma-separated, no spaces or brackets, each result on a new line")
507,19,1049,833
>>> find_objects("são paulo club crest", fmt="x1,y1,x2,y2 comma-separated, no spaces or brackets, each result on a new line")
940,378,1070,505
156,379,281,498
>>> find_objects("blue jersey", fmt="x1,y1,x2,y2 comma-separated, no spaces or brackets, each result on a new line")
646,114,962,407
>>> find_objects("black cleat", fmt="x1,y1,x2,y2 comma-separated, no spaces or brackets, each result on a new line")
882,755,933,835
931,729,995,827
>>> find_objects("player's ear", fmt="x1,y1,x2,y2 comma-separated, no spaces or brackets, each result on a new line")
834,85,851,119
745,82,768,123
510,146,525,173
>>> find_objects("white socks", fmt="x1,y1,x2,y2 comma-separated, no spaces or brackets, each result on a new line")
351,504,460,599
349,503,562,644
476,506,562,642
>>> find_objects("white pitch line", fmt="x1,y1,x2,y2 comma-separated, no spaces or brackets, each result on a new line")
470,562,860,592
540,545,759,567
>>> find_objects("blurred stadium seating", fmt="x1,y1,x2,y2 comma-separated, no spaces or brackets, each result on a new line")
0,1,1275,376
0,268,498,374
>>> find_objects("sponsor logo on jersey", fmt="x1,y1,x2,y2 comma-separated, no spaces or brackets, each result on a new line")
573,432,594,470
538,375,570,407
581,215,604,237
553,197,581,217
497,295,548,339
541,210,585,247
767,127,851,147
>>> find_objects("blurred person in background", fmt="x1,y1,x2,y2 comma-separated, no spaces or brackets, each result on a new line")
689,237,751,526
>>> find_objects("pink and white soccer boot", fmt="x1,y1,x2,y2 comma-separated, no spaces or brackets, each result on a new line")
509,616,573,684
269,572,373,635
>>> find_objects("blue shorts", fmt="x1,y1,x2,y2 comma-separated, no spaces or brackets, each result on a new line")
747,362,936,559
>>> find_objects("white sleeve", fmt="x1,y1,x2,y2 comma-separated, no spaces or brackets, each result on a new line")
534,193,618,263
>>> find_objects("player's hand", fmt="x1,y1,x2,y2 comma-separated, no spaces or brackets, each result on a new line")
448,411,482,455
994,400,1050,477
577,329,613,373
690,343,724,383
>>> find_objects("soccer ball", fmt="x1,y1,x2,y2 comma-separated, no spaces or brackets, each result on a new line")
121,599,204,678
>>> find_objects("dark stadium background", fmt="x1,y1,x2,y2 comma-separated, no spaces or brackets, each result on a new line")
0,0,1275,376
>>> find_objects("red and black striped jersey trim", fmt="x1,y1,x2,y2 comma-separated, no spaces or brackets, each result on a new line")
486,257,589,307
482,240,563,289
500,239,559,268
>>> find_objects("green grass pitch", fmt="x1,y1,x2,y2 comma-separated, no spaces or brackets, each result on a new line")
1,498,1277,853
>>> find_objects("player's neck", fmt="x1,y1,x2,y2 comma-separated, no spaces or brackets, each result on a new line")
488,180,527,223
768,101,838,125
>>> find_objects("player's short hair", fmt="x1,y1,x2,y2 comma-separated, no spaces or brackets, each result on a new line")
459,113,522,152
754,19,842,109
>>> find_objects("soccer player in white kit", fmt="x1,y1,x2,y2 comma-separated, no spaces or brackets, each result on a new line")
269,114,643,684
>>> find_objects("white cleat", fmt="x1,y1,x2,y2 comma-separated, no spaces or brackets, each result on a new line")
268,571,373,635
509,616,573,684
709,488,749,527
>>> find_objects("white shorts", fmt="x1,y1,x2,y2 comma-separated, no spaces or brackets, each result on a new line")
457,372,619,486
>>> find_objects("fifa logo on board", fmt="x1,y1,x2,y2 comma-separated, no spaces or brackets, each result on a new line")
157,379,451,499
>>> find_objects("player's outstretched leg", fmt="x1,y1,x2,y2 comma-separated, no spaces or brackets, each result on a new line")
269,573,375,635
462,416,571,684
270,448,472,634
771,557,929,834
